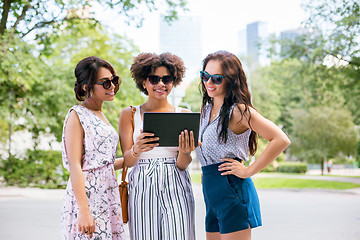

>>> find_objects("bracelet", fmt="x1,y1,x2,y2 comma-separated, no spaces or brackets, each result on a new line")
130,145,140,158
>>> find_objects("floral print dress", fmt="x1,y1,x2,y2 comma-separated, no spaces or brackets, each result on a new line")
61,105,125,240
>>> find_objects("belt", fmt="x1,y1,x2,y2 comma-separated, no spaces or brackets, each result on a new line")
138,157,176,192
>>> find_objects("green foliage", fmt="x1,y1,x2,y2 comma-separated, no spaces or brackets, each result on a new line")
290,105,357,163
0,0,188,38
251,65,282,122
0,0,187,188
39,18,144,130
0,150,68,188
0,32,70,147
276,162,308,174
182,79,202,112
303,0,360,62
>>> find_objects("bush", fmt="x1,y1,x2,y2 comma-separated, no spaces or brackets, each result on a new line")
261,163,275,172
277,161,307,173
0,150,69,188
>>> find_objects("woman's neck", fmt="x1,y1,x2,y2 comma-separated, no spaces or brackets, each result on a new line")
82,98,102,112
142,98,173,112
212,97,224,109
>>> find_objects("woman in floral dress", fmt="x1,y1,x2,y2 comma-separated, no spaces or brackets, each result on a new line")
61,56,125,239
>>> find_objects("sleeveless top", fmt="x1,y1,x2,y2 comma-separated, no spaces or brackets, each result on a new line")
62,105,119,171
196,103,251,166
132,105,182,159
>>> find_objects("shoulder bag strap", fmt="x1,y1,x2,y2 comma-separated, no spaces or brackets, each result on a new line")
121,106,136,180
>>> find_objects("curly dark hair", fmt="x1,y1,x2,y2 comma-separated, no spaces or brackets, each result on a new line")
201,50,258,156
74,56,120,101
130,52,186,95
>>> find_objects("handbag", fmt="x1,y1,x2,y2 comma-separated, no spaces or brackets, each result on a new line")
119,165,129,223
118,106,135,223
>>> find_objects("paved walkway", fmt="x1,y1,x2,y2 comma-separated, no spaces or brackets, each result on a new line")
1,171,360,240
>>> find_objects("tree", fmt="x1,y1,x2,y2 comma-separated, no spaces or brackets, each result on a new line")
182,79,202,112
0,0,186,154
250,65,281,123
290,105,357,175
40,18,145,130
0,0,187,38
275,0,360,124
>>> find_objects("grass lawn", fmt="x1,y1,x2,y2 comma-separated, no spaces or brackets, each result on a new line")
253,177,360,190
190,173,360,190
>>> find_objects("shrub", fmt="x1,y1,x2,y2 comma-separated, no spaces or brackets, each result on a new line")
0,150,69,188
277,161,307,173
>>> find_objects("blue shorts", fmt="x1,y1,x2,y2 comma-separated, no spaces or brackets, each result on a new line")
202,162,262,234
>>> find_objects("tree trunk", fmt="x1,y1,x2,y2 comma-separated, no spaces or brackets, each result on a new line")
0,0,13,35
6,90,13,181
321,156,327,176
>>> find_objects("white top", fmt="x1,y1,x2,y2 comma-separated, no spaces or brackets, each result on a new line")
132,105,182,159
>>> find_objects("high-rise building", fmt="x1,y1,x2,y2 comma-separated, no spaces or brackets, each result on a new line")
159,15,202,82
159,15,202,107
280,28,304,56
246,21,269,66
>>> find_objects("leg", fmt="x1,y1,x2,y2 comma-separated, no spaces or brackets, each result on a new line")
128,167,161,240
160,165,196,240
206,232,221,240
221,228,251,240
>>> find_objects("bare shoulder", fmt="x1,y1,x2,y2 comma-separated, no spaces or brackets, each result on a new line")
67,109,81,125
232,103,259,118
119,106,135,119
64,109,83,134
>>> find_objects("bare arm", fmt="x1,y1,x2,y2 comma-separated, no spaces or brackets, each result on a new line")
219,105,291,178
118,107,159,167
114,157,124,171
176,108,195,170
64,110,95,238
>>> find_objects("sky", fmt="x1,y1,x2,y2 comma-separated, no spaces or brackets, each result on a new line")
96,0,308,58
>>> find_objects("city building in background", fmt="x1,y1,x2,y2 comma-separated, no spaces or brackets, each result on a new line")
246,21,269,66
159,15,202,107
280,28,304,56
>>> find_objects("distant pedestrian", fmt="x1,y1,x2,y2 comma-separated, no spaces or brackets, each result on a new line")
197,50,291,239
327,160,333,173
61,56,125,239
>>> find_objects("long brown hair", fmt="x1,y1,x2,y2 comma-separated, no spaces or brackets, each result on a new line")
201,50,257,155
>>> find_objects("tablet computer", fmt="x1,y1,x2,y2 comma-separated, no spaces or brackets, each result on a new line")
143,112,201,147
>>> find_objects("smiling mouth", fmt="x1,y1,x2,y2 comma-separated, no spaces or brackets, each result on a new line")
155,89,167,93
106,92,115,96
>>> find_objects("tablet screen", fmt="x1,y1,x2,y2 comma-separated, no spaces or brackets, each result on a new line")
143,112,200,147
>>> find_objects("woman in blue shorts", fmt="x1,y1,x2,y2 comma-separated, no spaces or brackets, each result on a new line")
196,50,291,240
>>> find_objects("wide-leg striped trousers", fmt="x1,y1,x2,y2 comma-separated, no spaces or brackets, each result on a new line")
128,157,196,240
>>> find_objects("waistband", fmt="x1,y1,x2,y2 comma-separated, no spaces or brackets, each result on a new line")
138,157,176,165
82,162,114,172
201,162,222,175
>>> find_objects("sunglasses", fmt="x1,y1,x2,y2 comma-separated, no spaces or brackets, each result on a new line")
148,75,174,85
95,76,119,90
200,71,225,85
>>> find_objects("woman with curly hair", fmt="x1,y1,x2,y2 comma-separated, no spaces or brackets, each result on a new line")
197,51,290,239
118,52,196,240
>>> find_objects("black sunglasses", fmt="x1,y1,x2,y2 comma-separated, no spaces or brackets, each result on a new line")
148,75,174,85
95,76,119,90
200,71,225,85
